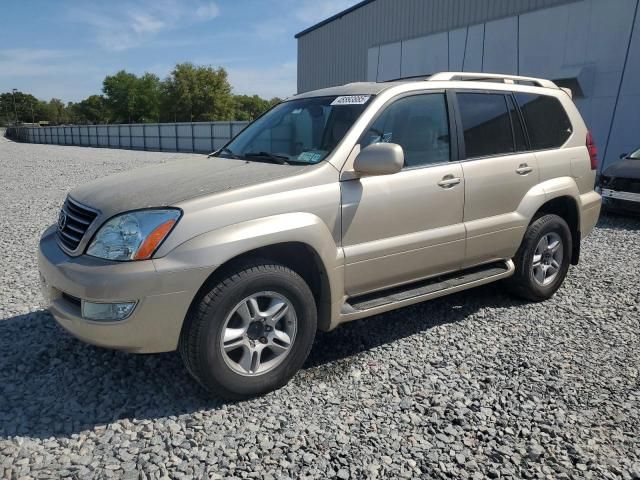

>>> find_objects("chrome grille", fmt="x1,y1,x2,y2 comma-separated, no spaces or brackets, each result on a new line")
57,197,98,251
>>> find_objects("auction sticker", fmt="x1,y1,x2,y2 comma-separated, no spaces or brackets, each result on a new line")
331,95,371,106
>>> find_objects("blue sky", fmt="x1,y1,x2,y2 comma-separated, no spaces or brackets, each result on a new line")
0,0,360,102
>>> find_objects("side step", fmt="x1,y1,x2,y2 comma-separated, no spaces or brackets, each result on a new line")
340,260,514,322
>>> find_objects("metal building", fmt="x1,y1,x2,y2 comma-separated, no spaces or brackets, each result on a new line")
296,0,640,169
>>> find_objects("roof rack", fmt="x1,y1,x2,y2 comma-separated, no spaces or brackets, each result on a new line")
428,72,559,89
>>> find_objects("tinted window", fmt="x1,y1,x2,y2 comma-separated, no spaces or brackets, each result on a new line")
458,93,514,158
362,94,450,168
515,93,572,150
507,95,527,152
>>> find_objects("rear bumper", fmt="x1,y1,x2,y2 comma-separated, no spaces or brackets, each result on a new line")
38,225,213,353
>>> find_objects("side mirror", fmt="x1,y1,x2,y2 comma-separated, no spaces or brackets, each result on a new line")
620,153,628,159
353,143,404,176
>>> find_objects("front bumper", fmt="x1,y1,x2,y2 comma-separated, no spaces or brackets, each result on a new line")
38,225,213,353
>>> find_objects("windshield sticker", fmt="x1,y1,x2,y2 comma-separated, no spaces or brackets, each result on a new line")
298,151,323,163
330,95,371,106
291,108,303,114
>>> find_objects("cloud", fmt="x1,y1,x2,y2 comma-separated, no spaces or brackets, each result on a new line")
0,49,82,77
69,0,221,51
227,62,297,99
195,2,221,20
0,49,105,101
294,0,361,24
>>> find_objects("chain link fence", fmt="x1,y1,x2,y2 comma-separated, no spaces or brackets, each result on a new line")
4,121,249,153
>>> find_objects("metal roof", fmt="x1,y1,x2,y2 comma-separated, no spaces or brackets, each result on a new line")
295,0,376,39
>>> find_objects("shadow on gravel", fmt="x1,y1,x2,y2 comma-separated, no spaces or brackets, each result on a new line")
0,284,525,439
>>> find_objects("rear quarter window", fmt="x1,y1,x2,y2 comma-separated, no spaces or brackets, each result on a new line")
515,93,572,150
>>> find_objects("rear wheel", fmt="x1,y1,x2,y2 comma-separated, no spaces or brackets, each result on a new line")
506,214,572,301
179,261,317,399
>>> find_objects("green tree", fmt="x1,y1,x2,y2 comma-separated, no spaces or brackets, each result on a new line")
161,63,234,122
0,91,49,124
233,95,281,121
46,98,70,124
103,70,160,123
68,95,108,124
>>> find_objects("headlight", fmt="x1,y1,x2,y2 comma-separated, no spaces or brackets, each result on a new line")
87,209,181,261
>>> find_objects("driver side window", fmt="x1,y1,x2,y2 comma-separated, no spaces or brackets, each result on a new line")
362,93,451,168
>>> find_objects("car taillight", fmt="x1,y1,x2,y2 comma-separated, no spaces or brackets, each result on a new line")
587,131,598,170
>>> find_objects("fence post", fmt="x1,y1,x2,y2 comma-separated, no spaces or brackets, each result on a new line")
210,123,214,152
143,124,147,151
174,123,178,152
229,122,233,143
191,123,195,152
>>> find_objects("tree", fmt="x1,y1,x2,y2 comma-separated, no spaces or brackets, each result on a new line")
103,70,160,123
46,99,70,125
68,95,108,124
0,91,48,124
233,95,281,121
161,63,234,122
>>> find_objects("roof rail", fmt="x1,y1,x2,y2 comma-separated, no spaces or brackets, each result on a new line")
428,72,559,89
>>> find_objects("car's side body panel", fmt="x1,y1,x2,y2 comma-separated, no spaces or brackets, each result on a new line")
340,163,465,296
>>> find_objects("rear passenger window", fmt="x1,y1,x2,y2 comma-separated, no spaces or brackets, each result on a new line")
362,94,451,168
457,93,514,158
515,93,572,150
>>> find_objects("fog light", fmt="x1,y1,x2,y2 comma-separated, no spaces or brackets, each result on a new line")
81,300,136,321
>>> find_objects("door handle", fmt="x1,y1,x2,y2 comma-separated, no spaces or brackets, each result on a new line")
516,164,533,175
437,175,461,188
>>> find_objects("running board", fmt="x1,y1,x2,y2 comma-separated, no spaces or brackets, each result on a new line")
339,260,515,323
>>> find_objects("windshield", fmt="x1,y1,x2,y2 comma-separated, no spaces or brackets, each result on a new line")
219,95,373,164
630,147,640,159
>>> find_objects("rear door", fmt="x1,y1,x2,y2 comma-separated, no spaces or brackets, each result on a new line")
453,90,540,267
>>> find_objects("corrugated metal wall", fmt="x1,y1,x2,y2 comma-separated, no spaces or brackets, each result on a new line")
6,122,249,154
297,0,577,92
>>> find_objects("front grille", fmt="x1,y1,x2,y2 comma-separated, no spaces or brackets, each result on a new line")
601,176,640,194
57,197,98,251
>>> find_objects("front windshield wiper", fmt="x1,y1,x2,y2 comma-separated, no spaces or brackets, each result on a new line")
210,147,242,159
244,152,291,165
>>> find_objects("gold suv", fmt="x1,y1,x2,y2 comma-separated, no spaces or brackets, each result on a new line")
38,73,601,398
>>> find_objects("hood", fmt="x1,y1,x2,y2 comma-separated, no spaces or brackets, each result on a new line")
69,156,306,214
602,158,640,179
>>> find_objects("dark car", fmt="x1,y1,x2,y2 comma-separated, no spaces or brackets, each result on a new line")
600,147,640,214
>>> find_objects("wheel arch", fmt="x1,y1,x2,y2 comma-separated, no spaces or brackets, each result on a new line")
199,242,334,332
531,194,581,265
165,213,341,334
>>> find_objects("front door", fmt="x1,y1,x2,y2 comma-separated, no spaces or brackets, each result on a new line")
341,92,466,296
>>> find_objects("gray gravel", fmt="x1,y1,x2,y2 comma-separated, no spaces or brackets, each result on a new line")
1,138,639,479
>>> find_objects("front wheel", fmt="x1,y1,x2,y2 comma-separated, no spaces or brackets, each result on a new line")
506,214,572,302
179,261,317,399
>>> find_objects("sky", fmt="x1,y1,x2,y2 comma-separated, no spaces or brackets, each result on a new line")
0,0,361,103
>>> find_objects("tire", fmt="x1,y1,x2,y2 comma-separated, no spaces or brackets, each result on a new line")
179,261,317,399
506,214,572,302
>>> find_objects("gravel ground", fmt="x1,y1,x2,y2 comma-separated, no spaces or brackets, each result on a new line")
0,138,639,480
